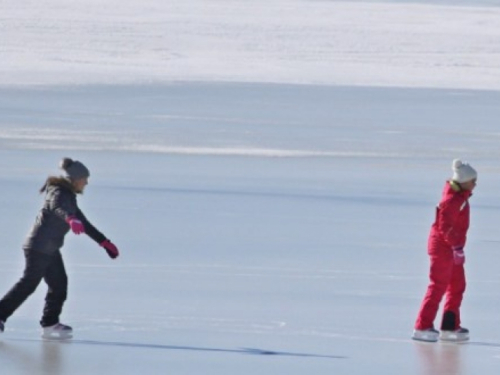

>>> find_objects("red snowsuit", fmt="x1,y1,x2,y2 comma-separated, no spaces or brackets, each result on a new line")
415,181,471,331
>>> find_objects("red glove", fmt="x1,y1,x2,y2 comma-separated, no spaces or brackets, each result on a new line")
66,216,84,235
100,240,119,259
452,246,465,265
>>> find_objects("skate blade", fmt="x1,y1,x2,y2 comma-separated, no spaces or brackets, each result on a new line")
439,336,469,343
41,333,73,341
412,336,438,343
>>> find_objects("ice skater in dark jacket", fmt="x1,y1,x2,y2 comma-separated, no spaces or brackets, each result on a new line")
0,157,119,340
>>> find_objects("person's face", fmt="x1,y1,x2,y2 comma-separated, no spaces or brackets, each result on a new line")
461,178,477,191
73,177,89,193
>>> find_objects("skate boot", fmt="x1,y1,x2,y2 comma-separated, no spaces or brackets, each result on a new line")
439,327,469,342
412,327,439,342
42,323,73,340
0,320,4,333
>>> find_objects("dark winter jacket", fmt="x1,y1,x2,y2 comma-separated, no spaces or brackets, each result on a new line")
23,177,107,255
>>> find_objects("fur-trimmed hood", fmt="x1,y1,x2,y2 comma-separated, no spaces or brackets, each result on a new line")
39,176,76,194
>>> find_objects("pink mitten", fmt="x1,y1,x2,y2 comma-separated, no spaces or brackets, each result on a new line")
66,216,84,235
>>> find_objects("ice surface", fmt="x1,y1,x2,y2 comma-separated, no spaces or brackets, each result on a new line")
2,0,500,374
2,83,500,374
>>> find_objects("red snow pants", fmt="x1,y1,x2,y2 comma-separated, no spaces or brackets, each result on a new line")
414,246,466,330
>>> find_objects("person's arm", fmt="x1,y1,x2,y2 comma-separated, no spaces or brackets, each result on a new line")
76,208,119,259
437,197,464,248
76,208,106,243
50,188,86,234
51,188,78,221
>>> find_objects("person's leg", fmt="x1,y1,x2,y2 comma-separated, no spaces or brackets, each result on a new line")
441,264,466,330
0,250,52,322
415,253,454,330
40,252,68,327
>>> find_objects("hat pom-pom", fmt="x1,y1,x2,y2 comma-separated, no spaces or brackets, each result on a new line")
60,157,74,170
452,159,463,171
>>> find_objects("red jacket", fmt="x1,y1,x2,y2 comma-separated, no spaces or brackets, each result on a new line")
429,180,472,251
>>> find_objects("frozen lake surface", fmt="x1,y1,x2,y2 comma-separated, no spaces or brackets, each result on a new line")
1,83,500,374
2,0,500,374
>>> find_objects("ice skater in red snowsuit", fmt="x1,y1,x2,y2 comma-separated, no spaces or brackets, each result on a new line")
412,159,477,343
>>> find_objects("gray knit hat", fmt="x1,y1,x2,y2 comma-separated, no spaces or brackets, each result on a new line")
451,159,477,183
60,157,90,180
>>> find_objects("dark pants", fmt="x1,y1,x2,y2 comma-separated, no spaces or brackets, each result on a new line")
0,250,68,327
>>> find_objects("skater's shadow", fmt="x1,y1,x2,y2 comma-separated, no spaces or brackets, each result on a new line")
10,337,345,359
465,341,500,348
67,339,346,359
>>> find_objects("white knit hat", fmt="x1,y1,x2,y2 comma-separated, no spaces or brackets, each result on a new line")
452,159,477,183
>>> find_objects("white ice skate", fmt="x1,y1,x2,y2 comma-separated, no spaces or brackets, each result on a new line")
412,327,439,342
41,323,73,340
439,327,469,342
